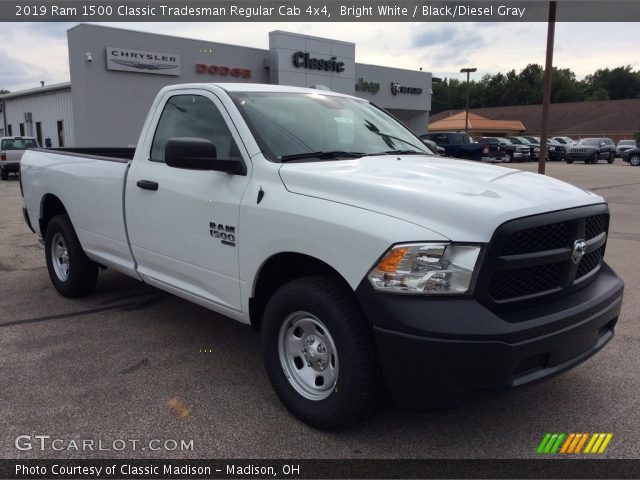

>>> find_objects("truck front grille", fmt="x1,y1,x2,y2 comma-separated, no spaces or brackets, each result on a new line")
475,205,609,312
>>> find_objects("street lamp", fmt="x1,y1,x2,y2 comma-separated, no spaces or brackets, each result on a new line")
460,67,477,133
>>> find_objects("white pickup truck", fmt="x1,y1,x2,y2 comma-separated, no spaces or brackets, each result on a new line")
21,83,624,429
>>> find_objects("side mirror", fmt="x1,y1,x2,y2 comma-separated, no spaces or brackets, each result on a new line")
165,137,245,175
600,142,605,147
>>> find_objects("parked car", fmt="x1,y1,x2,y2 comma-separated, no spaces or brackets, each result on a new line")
507,136,540,161
420,131,503,162
622,147,640,166
507,137,540,160
566,138,616,164
519,136,565,161
20,83,624,430
616,139,637,157
0,136,39,180
478,137,530,163
546,138,567,161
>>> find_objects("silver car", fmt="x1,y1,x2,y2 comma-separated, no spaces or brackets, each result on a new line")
616,139,637,157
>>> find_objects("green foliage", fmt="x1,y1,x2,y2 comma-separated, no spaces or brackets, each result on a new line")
431,65,640,114
634,131,640,143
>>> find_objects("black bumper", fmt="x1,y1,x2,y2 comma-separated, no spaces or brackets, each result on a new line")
0,162,20,173
356,264,623,406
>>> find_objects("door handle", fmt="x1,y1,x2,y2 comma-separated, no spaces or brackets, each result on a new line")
136,180,159,191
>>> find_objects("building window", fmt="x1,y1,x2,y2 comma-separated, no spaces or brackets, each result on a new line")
7,124,12,136
35,122,43,146
57,120,64,147
20,123,25,136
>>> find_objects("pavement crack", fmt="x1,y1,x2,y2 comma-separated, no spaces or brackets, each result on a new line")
0,293,167,328
588,181,640,191
119,358,149,374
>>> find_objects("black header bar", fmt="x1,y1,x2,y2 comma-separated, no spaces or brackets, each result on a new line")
5,1,640,22
3,459,640,479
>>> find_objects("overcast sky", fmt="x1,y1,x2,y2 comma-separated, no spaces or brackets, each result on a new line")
1,21,637,92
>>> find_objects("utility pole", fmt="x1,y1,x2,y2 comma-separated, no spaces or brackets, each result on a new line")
539,1,557,175
460,67,477,132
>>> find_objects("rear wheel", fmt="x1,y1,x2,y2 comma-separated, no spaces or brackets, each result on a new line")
630,154,640,166
261,275,381,430
565,158,574,164
45,215,99,297
0,168,7,180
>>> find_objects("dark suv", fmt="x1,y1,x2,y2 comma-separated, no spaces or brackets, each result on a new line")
566,138,616,164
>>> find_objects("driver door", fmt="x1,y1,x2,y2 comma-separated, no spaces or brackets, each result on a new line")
125,90,250,312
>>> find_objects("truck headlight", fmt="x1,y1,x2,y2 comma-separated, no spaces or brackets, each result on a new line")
368,243,481,294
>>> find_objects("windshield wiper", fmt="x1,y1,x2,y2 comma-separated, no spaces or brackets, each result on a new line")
280,151,366,162
368,149,430,156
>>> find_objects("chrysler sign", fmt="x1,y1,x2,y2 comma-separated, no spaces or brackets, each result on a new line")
106,47,181,76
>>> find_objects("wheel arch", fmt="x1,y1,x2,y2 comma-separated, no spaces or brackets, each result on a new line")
39,194,68,238
249,252,353,332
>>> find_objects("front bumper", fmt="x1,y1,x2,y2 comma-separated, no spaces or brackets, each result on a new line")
0,161,20,172
356,264,623,406
567,151,597,161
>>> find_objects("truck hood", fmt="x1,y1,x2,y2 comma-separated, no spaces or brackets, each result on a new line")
279,156,603,242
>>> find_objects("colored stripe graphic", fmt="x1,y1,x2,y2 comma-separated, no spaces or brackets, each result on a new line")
537,433,566,454
539,433,613,455
585,433,614,454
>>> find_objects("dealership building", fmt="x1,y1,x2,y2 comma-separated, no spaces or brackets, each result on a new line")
0,24,433,148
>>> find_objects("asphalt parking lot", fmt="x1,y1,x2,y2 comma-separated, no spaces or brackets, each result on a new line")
1,160,639,460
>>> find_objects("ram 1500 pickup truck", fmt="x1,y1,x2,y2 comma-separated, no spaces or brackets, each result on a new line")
21,84,624,430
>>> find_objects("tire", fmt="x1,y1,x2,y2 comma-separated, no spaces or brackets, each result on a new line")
630,154,640,166
261,275,381,430
565,159,574,164
45,214,99,298
0,168,7,180
608,152,615,164
504,152,512,163
592,152,599,164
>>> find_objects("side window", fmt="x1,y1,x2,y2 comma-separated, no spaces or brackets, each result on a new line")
150,94,241,163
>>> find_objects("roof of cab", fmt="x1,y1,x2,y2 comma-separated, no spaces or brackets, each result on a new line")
161,83,354,98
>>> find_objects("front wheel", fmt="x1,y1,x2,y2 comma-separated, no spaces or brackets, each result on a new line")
608,152,615,163
565,159,574,164
261,275,381,430
503,152,512,163
45,215,99,297
630,154,640,166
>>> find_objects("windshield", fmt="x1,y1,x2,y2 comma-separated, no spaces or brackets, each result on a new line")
230,92,431,161
1,138,38,150
619,140,635,145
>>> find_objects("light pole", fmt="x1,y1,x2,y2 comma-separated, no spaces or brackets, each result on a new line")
460,67,477,133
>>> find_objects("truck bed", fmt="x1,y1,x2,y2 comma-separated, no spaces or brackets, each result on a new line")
34,147,136,162
21,148,137,277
